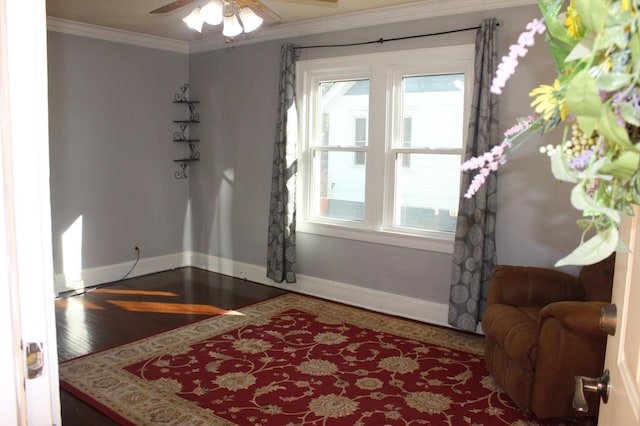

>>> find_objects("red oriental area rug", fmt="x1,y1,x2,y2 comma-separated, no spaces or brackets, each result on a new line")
59,293,595,425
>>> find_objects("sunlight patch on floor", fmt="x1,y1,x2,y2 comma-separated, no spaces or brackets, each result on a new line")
106,300,245,316
93,288,178,297
55,298,104,310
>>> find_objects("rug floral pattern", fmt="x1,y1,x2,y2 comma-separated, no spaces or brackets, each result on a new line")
59,294,594,425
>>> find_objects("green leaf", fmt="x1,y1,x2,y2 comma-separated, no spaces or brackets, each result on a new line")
540,0,579,43
630,32,640,64
597,72,633,91
565,34,595,62
598,151,640,180
634,174,640,198
599,107,635,151
575,0,607,33
565,70,602,135
538,0,582,71
570,183,621,225
550,146,578,183
600,24,629,50
606,3,635,40
619,102,640,126
555,226,619,266
549,41,574,72
577,116,599,137
576,218,596,230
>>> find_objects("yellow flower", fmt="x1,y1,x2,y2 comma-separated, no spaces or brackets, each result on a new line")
621,0,631,11
529,79,568,121
563,3,581,37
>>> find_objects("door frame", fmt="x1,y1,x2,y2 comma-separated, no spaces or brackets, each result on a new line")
0,0,60,424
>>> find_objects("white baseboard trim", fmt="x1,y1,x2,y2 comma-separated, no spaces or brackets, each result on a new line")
54,252,189,295
189,252,452,328
55,251,451,328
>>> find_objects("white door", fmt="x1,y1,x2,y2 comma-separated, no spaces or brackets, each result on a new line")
0,0,60,424
597,208,640,425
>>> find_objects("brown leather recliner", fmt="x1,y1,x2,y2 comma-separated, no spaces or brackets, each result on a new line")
482,255,615,418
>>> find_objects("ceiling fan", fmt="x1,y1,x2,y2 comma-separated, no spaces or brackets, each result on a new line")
150,0,338,25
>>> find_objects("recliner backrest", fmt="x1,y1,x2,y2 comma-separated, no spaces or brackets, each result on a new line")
578,254,615,302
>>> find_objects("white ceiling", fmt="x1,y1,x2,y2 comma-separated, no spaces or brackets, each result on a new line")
46,0,428,42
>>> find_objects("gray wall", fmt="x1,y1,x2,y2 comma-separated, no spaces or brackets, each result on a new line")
47,32,189,277
188,3,581,306
47,3,582,305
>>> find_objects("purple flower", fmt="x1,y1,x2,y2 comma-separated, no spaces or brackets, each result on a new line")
464,168,491,198
490,18,547,95
461,139,513,198
570,149,593,169
503,115,536,137
612,92,626,127
461,114,538,197
525,18,546,35
509,44,528,58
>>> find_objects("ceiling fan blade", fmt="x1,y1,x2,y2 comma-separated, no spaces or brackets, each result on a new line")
150,0,199,14
235,0,282,23
312,0,338,2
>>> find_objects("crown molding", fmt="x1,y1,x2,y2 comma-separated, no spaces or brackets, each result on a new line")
47,17,189,54
48,0,536,54
189,0,536,53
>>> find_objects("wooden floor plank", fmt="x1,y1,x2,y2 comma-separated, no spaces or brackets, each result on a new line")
55,267,288,425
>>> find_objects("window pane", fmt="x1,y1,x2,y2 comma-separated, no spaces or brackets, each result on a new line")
313,151,365,222
395,153,460,232
402,117,412,168
353,116,367,166
319,80,369,147
355,117,367,142
402,74,464,149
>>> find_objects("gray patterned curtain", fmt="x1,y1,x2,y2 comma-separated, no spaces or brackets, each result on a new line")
267,43,300,283
448,18,499,331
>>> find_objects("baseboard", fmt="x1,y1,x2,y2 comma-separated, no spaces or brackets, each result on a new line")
54,252,189,295
189,252,452,328
55,251,451,328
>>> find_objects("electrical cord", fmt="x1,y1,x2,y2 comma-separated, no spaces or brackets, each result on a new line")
119,246,140,282
56,246,141,300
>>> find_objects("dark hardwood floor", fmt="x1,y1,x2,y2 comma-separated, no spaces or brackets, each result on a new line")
55,267,288,425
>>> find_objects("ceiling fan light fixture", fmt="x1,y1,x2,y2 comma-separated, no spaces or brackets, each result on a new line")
238,7,263,33
222,12,243,37
182,7,204,32
201,0,223,25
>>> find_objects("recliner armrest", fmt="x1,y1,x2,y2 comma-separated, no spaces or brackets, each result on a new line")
488,265,586,307
538,301,609,340
532,300,608,418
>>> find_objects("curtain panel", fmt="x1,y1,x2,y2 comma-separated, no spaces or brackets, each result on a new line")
267,43,300,283
448,18,499,331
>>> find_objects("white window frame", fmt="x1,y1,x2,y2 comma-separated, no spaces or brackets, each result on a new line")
296,45,475,253
352,115,367,166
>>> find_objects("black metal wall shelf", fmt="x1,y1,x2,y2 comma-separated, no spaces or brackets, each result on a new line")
172,84,200,179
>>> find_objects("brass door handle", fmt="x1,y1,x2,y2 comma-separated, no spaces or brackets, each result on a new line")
573,370,610,413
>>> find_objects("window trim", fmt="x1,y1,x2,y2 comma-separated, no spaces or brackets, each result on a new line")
296,45,475,253
352,115,367,166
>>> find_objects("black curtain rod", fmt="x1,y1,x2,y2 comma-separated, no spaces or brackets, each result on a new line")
294,22,499,50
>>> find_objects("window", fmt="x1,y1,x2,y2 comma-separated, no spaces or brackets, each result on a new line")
297,46,474,252
353,116,367,166
402,116,412,168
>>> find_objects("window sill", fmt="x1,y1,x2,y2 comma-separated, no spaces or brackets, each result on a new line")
297,220,455,254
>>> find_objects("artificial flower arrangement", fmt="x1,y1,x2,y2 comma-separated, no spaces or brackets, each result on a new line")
465,0,640,266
